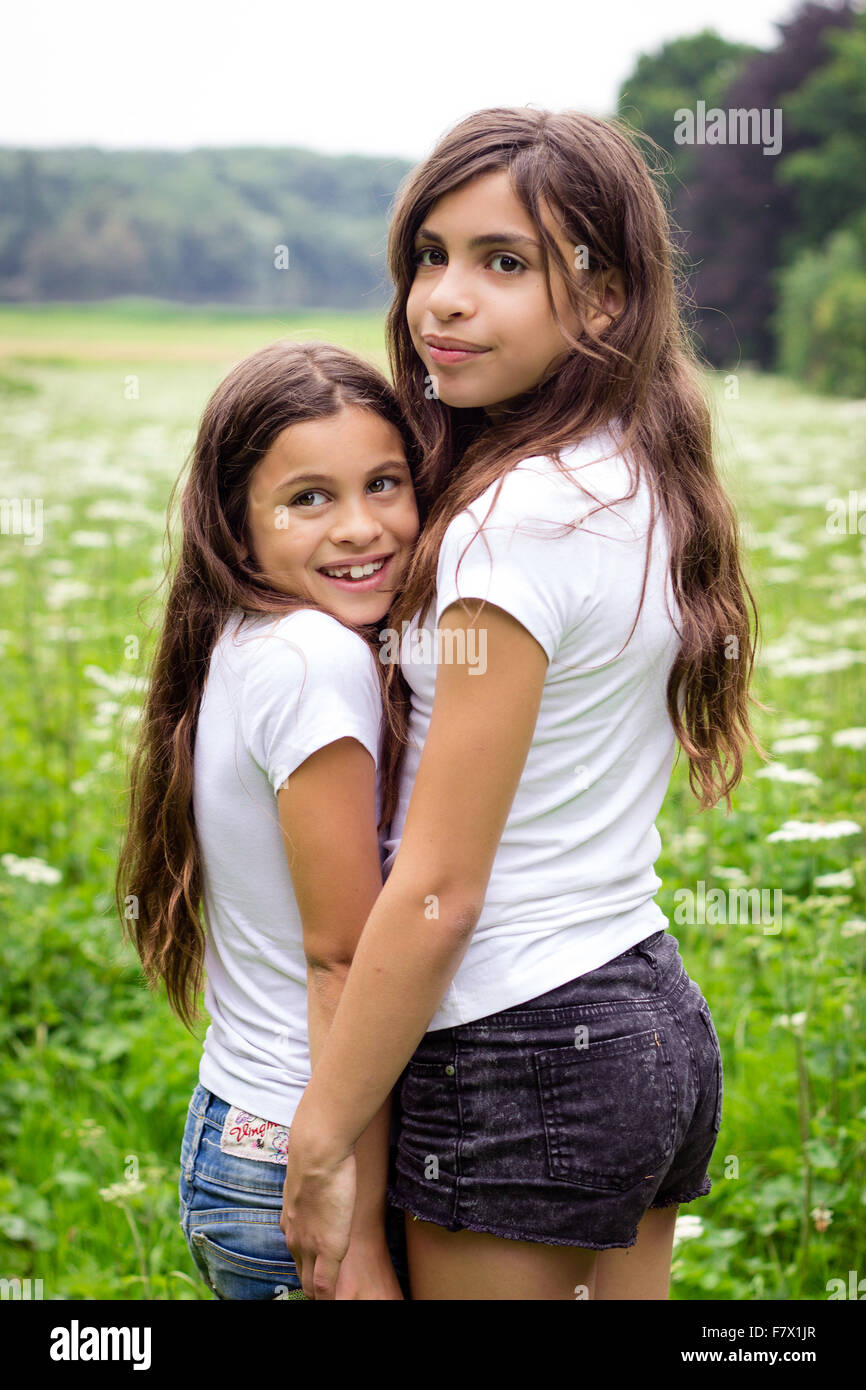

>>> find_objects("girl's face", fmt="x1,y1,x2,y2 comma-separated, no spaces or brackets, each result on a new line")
242,404,419,626
407,168,622,413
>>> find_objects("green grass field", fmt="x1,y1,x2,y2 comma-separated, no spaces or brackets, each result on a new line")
1,303,864,1300
0,298,390,365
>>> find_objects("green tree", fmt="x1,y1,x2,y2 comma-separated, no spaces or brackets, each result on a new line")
774,212,866,396
776,12,866,259
616,30,759,187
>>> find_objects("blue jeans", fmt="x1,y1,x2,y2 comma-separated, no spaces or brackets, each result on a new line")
178,1083,411,1299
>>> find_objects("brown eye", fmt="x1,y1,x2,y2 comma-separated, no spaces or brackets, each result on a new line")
413,247,446,267
489,253,525,274
291,490,328,507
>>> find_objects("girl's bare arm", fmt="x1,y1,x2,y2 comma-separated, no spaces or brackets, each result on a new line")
287,600,549,1163
278,736,394,1240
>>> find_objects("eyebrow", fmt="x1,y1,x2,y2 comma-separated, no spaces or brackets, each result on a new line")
414,225,541,252
273,459,411,493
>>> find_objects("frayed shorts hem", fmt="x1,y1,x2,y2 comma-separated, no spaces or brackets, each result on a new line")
386,1186,642,1251
386,1173,713,1250
649,1178,712,1209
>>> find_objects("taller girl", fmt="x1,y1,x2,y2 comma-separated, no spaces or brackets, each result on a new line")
281,107,759,1300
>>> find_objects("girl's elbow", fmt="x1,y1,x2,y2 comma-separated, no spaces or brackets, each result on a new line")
403,881,483,941
448,897,483,939
304,948,354,973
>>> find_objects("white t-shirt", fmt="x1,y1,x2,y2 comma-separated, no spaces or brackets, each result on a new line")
193,607,384,1125
381,425,682,1030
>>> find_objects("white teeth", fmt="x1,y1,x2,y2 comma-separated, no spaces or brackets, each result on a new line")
322,558,386,580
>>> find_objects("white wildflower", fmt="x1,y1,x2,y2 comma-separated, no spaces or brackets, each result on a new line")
811,1206,833,1233
827,551,861,571
45,579,92,609
99,1179,147,1202
69,530,112,548
672,1214,704,1245
814,869,855,890
713,866,749,883
832,728,866,750
766,820,861,843
774,1011,807,1032
785,651,866,677
828,583,866,607
1,852,62,885
83,665,148,697
772,735,821,755
86,500,132,521
756,764,821,785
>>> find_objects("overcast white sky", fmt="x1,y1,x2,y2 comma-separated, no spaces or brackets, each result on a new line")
3,0,806,160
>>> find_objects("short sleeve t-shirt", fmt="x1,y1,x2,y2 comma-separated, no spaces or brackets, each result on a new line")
193,607,384,1125
380,425,682,1030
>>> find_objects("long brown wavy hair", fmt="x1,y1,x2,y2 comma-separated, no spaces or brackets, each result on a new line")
383,106,761,812
115,339,422,1028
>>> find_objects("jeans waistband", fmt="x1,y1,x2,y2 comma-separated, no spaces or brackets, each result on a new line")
189,1081,230,1125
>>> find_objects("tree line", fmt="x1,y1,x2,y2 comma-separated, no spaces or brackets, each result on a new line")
0,146,412,310
0,0,863,392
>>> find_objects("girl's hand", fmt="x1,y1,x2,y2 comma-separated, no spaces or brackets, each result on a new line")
280,1126,357,1299
333,1234,406,1300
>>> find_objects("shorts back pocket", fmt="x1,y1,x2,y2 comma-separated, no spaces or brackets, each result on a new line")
187,1208,302,1300
534,1026,677,1192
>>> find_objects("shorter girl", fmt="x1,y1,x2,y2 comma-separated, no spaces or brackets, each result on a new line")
116,339,421,1299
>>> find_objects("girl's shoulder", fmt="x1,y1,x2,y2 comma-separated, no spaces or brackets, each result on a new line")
216,609,383,793
218,606,379,690
446,424,639,539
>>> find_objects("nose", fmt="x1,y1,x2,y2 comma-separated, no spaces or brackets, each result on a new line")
328,493,385,547
425,259,476,318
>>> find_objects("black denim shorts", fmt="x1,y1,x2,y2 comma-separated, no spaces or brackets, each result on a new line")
385,928,723,1250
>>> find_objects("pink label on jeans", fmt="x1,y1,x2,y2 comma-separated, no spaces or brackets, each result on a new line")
220,1106,290,1164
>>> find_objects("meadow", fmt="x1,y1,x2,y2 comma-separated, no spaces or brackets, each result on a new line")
0,301,864,1301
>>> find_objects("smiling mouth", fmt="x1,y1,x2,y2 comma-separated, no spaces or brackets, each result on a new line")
319,557,388,580
316,556,396,591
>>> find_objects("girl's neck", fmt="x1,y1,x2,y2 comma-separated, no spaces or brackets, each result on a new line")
483,399,510,424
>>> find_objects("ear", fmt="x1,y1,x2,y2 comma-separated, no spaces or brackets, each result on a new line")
585,267,626,334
